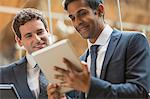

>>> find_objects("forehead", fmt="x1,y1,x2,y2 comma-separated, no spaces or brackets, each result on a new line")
67,0,91,14
19,19,45,34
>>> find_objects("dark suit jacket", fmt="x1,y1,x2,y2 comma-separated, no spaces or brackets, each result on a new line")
0,57,48,99
68,30,150,99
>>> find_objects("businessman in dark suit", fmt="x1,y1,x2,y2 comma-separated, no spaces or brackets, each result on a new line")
47,0,150,98
0,8,50,99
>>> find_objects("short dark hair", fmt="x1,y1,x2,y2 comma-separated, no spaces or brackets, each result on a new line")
12,8,48,39
63,0,104,11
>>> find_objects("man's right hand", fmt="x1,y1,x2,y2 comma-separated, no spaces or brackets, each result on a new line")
54,58,91,93
47,83,66,99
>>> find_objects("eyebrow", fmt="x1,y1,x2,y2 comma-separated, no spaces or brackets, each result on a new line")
68,9,87,18
23,29,44,37
36,29,44,32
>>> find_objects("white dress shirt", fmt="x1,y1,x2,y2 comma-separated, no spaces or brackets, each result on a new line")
26,54,40,98
87,25,113,78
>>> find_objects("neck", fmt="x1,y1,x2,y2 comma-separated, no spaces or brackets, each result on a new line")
89,23,105,43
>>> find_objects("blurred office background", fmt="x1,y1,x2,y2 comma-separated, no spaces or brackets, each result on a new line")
0,0,150,65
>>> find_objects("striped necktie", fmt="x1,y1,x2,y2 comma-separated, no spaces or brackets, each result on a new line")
35,64,48,99
90,45,99,77
39,70,48,99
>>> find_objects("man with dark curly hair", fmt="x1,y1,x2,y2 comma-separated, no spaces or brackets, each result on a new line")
0,8,50,99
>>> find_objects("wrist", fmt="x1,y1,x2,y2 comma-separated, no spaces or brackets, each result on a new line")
82,76,91,93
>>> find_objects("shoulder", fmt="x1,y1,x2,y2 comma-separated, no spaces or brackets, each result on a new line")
113,29,148,44
114,29,146,38
114,30,150,54
0,57,27,73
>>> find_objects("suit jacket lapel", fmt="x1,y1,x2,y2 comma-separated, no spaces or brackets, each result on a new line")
100,30,122,79
13,57,35,98
80,49,89,62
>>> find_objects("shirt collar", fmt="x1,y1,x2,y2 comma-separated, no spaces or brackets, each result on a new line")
26,53,37,69
88,24,113,49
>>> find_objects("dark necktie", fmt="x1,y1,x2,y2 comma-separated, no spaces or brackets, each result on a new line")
90,45,99,77
39,70,48,99
35,64,48,99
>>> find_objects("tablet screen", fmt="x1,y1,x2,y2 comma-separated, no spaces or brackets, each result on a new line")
0,84,20,99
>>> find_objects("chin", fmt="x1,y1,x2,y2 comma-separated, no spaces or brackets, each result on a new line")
83,37,89,39
79,34,86,38
80,35,90,39
80,32,90,39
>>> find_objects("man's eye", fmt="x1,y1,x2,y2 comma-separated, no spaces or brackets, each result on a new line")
25,34,32,38
78,11,88,17
69,15,75,21
37,31,43,35
37,29,45,35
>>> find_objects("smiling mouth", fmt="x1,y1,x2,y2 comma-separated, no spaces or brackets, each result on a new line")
34,43,47,49
77,25,89,32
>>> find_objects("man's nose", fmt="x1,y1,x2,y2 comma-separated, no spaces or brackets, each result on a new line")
34,34,41,41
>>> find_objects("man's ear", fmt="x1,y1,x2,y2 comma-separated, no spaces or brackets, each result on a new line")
15,35,23,47
97,4,104,17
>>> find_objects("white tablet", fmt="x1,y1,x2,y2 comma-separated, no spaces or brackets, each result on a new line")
31,39,82,93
